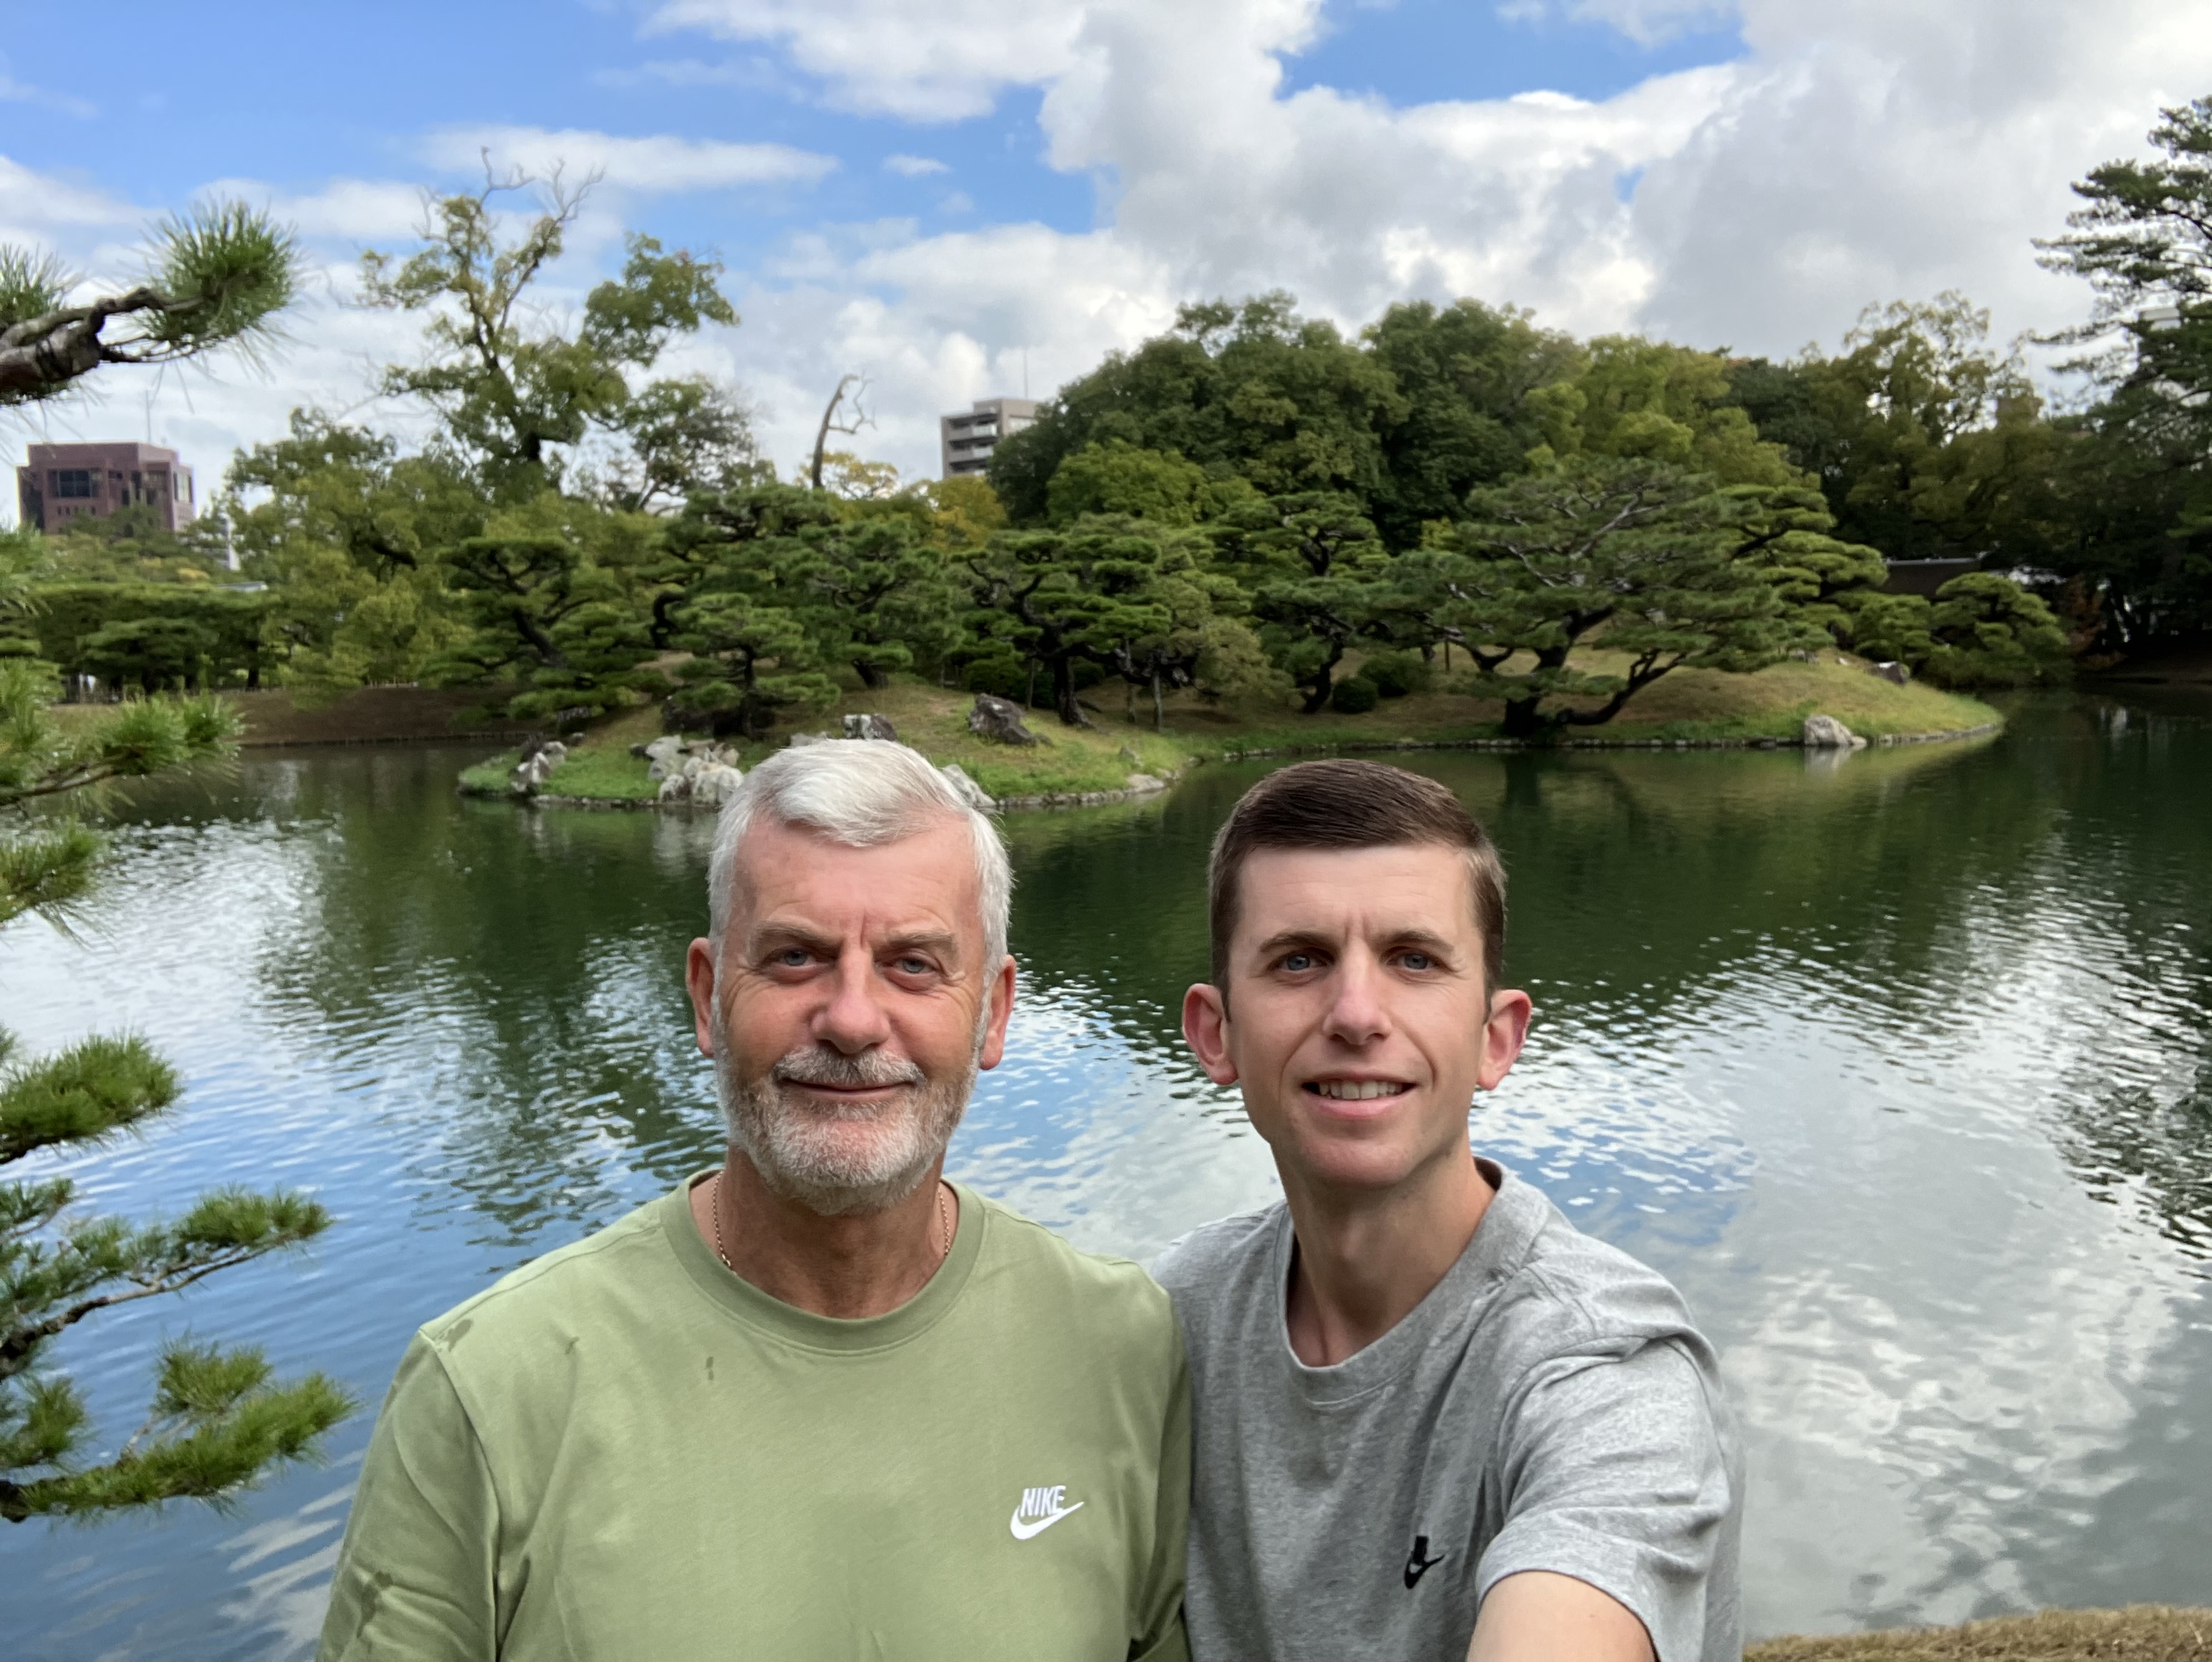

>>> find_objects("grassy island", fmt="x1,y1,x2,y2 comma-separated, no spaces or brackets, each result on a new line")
458,653,2001,810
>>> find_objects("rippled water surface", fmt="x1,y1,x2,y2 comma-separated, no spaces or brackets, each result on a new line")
4,691,2210,1656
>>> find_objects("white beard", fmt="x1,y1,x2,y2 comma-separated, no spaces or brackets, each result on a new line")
711,1001,981,1217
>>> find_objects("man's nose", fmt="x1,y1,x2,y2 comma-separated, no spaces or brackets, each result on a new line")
1319,948,1390,1047
814,943,893,1053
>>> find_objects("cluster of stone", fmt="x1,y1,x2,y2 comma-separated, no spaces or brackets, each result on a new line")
640,736,744,807
966,693,1042,746
1802,714,1868,749
508,740,567,796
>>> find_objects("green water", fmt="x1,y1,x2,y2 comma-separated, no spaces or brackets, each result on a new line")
2,690,2208,1655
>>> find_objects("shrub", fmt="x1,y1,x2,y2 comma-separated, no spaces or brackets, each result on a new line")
1360,650,1430,698
1329,674,1379,714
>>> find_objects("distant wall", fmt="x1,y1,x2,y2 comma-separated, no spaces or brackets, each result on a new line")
1881,558,1978,597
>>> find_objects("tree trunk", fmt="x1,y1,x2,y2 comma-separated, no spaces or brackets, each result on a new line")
1300,666,1333,714
1151,669,1164,731
1051,656,1092,728
1501,696,1549,741
855,659,887,690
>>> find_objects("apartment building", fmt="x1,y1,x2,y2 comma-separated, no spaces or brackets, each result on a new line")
938,398,1038,479
16,441,197,534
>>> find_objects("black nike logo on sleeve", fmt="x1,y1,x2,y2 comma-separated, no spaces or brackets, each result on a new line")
1403,1534,1447,1588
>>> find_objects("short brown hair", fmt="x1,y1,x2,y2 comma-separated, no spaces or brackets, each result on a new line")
1207,759,1506,1000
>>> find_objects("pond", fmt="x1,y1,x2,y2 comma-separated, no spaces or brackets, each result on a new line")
3,691,2209,1657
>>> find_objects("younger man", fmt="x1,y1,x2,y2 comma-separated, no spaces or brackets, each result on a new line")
1155,760,1739,1662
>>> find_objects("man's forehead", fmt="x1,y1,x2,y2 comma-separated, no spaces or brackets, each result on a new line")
1234,843,1474,935
732,817,978,936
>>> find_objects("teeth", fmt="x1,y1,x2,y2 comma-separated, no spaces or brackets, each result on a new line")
1312,1080,1407,1100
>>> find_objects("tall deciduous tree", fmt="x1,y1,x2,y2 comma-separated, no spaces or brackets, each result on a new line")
989,294,1405,523
362,164,739,501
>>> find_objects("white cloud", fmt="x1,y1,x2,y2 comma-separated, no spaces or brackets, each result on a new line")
29,0,2212,496
0,155,138,242
884,153,951,177
418,125,837,193
1496,0,1740,47
0,61,97,120
644,0,1089,120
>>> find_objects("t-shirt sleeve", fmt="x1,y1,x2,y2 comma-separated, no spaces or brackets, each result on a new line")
1126,1322,1193,1662
1476,1338,1734,1662
317,1332,500,1661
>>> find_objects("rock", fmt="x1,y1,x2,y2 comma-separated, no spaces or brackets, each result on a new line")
1867,660,1911,686
939,763,996,813
657,773,692,805
537,740,567,768
1124,772,1166,793
643,735,684,767
709,743,741,768
691,762,742,807
646,759,670,783
1117,744,1141,766
1802,714,1865,749
509,749,557,796
681,753,712,782
968,693,1042,746
788,731,836,748
843,713,898,741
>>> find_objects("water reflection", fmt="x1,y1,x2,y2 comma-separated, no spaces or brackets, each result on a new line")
1,693,2208,1656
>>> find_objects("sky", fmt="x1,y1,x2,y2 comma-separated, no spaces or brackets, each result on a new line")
4,0,2209,505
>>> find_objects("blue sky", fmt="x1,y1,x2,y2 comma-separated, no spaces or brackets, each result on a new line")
1,0,2202,492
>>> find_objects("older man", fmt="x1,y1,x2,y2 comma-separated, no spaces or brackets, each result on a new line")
318,741,1189,1661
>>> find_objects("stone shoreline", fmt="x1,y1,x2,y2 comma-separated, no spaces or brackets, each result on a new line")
486,718,2002,817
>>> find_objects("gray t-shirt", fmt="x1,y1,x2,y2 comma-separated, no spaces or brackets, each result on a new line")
1152,1161,1740,1662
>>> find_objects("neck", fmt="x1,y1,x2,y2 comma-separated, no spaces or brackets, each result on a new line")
689,1148,956,1320
1278,1141,1494,1367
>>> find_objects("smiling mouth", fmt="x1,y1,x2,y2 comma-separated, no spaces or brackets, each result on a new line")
1304,1080,1413,1101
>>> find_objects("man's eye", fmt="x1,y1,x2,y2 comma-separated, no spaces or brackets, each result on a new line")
1399,952,1434,971
774,949,812,968
1280,953,1316,973
893,956,932,976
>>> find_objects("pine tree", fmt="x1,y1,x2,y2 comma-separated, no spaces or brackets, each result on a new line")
1,600,350,1521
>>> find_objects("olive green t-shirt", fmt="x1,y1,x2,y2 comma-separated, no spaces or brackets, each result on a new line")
317,1177,1189,1661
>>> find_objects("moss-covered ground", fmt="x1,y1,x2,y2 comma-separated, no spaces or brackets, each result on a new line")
457,653,2002,808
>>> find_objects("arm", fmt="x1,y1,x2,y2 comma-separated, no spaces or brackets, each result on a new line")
1128,1325,1193,1662
317,1334,501,1661
1473,1339,1736,1662
1468,1570,1654,1662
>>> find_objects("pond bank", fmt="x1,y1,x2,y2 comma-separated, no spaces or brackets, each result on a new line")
1748,1605,2211,1658
457,663,2004,812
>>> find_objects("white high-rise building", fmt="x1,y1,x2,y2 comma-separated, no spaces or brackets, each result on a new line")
939,398,1039,479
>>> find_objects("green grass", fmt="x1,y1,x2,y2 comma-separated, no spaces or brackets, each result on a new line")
455,655,2002,809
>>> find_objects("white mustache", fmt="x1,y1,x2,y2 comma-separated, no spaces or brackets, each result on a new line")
769,1047,928,1091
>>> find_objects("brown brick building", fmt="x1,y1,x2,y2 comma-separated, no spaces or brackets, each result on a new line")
16,441,197,534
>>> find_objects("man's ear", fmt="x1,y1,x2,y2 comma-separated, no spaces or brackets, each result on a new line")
686,938,719,1059
1182,982,1239,1087
978,954,1018,1072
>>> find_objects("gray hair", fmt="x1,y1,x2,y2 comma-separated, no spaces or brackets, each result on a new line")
707,740,1011,969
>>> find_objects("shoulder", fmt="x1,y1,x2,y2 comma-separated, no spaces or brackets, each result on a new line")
1484,1173,1708,1355
416,1192,672,1366
1148,1202,1283,1300
968,1188,1181,1360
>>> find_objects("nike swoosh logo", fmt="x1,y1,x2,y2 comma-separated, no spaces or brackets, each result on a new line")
1009,1501,1085,1540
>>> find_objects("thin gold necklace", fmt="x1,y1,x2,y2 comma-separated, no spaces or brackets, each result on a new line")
711,1174,953,1272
